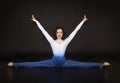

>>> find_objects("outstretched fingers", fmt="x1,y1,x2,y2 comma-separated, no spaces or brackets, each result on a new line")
31,14,36,22
83,14,88,21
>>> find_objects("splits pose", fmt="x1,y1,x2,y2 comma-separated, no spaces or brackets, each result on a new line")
8,15,110,68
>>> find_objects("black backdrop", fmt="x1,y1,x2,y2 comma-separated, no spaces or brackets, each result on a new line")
0,0,119,61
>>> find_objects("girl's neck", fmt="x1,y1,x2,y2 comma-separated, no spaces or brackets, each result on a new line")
56,39,63,41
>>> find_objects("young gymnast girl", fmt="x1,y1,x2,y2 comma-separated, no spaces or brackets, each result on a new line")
8,14,110,68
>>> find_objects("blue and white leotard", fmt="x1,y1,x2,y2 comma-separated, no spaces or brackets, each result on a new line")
13,20,105,67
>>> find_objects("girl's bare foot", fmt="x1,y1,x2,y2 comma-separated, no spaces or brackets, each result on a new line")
100,62,110,68
104,62,110,66
8,62,13,66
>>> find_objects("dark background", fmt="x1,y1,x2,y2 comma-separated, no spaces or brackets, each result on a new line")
0,0,119,62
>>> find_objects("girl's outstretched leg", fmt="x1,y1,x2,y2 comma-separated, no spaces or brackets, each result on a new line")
7,59,55,68
62,60,110,68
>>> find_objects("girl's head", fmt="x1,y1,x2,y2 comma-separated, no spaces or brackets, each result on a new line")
54,27,65,40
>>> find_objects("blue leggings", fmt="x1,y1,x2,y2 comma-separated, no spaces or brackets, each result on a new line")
13,59,104,68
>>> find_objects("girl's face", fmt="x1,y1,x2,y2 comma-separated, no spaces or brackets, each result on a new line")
56,28,63,40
